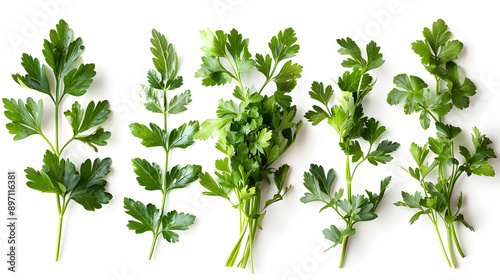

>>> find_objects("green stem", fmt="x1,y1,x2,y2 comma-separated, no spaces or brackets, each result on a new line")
55,194,65,262
447,226,457,268
148,233,160,260
149,107,170,260
451,222,465,258
339,235,349,268
55,212,64,262
433,219,451,267
258,61,279,95
55,103,60,154
59,136,76,155
225,218,248,267
41,133,57,154
346,155,352,200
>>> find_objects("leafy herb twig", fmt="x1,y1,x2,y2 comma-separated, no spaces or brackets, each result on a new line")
303,38,398,268
124,29,200,259
5,19,112,261
195,28,303,272
388,19,496,268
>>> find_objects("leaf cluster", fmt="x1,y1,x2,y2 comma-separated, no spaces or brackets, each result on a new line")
303,38,398,253
26,150,112,210
301,164,391,247
195,28,303,223
5,19,110,152
387,19,476,129
124,29,200,247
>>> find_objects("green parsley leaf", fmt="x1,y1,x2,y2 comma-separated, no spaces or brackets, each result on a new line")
165,164,202,191
387,74,428,115
62,63,96,97
151,29,178,82
64,100,110,135
199,172,231,200
168,121,199,150
167,90,192,114
130,122,166,148
3,97,44,140
124,198,161,234
269,27,300,62
161,210,196,243
444,61,476,109
272,60,302,93
69,157,112,210
12,54,51,96
132,158,163,191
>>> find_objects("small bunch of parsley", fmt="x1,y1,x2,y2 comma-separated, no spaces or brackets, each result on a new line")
303,38,399,268
124,29,201,259
4,19,112,261
388,19,496,267
194,28,303,272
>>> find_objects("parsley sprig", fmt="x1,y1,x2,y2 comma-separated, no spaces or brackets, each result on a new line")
124,29,200,259
303,38,398,268
388,19,496,268
4,19,112,261
195,28,303,272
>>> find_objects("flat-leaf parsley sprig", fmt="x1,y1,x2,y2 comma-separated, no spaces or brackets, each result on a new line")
303,37,399,268
4,19,112,261
387,19,496,268
124,29,201,260
195,27,303,272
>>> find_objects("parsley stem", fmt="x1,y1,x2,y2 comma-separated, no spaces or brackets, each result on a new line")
226,217,248,267
55,103,60,154
258,61,278,95
447,226,457,268
55,194,66,262
149,102,170,260
451,223,465,257
55,212,64,262
346,153,352,199
148,233,159,260
55,78,61,154
433,219,451,267
339,235,349,268
41,133,57,155
59,136,76,155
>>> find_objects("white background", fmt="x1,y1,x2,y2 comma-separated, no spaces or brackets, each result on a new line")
1,0,499,279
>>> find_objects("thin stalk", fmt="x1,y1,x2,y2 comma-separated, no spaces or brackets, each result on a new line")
149,105,170,260
451,223,465,258
148,233,160,260
339,233,349,268
59,136,76,155
433,218,451,267
41,133,57,154
55,104,60,153
55,194,65,262
55,212,64,261
258,61,279,94
447,226,457,268
226,219,248,267
346,155,352,199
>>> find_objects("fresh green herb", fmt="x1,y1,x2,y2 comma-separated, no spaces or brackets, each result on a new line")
303,38,398,268
124,29,200,260
388,19,496,268
195,27,303,272
4,19,112,261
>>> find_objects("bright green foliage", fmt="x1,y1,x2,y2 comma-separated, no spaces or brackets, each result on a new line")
303,38,398,268
124,29,200,260
195,27,302,272
388,19,476,130
389,19,496,268
5,19,111,261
